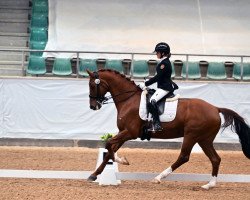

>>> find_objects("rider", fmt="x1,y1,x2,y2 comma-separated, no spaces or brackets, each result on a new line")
138,42,178,131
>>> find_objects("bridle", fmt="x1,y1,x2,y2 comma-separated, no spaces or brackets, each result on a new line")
89,71,138,105
89,71,109,105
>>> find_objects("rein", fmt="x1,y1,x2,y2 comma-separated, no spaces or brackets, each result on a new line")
102,90,138,104
89,71,138,105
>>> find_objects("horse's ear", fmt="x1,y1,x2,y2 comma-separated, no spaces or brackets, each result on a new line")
86,69,94,78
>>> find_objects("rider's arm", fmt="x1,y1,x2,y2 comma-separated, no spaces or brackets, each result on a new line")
145,74,158,86
145,63,169,86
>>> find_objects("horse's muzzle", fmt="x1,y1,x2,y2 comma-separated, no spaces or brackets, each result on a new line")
90,105,96,110
90,103,102,110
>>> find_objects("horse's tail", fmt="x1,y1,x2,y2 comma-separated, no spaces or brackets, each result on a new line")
218,107,250,159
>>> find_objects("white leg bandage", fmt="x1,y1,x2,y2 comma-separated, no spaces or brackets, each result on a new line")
201,176,217,190
153,167,172,183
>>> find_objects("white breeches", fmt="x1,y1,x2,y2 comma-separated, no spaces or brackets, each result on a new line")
150,88,169,103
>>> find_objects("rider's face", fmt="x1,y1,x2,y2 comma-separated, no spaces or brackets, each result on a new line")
156,52,161,59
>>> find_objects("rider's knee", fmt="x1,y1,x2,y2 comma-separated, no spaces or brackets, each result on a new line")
147,100,156,112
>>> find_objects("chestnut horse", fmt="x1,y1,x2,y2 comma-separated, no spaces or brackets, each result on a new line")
86,69,250,189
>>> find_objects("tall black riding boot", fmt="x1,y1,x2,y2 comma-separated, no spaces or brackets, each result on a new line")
148,100,162,131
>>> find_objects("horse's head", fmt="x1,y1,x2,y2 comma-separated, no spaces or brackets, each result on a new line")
87,70,109,110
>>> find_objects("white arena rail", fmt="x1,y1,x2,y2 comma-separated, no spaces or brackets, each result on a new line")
0,169,249,183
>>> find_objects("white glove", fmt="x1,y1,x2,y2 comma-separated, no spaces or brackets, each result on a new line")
138,82,146,90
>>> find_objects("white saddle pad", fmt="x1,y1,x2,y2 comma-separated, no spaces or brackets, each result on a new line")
139,90,179,122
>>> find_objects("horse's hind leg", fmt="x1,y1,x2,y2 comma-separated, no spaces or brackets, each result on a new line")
198,141,221,190
152,136,196,183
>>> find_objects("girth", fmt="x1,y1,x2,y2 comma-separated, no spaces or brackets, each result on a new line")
146,89,175,115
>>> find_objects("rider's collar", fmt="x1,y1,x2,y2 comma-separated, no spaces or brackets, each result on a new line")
159,56,168,62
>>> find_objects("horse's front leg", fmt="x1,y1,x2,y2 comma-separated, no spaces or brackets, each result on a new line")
87,150,114,181
87,129,132,182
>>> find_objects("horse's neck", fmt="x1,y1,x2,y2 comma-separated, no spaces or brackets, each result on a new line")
102,73,139,109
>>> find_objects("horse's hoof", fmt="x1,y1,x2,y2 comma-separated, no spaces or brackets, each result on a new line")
121,157,130,165
87,175,97,182
201,184,215,190
151,178,161,184
201,177,217,190
201,185,210,190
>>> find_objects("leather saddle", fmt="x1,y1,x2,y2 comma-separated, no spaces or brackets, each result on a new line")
146,89,175,115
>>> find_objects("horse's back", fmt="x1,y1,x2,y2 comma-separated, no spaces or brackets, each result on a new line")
176,98,221,130
178,98,219,112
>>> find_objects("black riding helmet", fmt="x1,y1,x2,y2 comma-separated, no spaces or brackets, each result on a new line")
154,42,170,54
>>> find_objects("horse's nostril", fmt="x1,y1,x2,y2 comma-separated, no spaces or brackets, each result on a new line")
90,105,95,110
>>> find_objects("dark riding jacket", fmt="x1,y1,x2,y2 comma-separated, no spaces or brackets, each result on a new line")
145,58,178,92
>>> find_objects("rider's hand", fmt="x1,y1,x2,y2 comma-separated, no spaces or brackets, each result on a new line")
138,82,146,90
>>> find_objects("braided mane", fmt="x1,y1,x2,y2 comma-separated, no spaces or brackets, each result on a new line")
98,69,137,85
